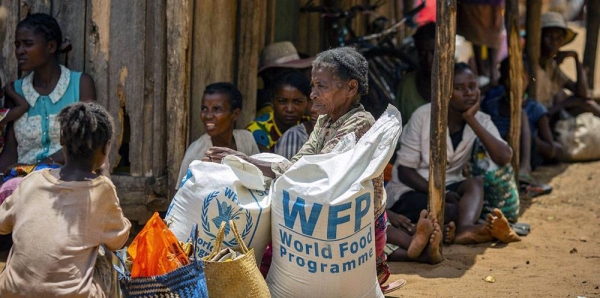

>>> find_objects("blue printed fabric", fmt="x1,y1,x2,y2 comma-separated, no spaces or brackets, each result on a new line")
470,138,520,222
481,86,548,138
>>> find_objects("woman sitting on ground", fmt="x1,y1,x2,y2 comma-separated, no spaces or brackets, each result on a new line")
247,70,310,153
0,13,96,200
176,82,259,188
481,57,560,197
536,12,600,119
386,62,521,245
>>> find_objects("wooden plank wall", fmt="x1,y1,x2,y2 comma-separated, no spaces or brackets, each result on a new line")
236,0,266,128
0,0,267,223
189,0,237,142
296,0,324,57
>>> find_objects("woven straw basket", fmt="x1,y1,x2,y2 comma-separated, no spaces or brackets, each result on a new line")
203,221,271,298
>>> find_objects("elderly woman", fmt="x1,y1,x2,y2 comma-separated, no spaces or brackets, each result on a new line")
204,47,399,292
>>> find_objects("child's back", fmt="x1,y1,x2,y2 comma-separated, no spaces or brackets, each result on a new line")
0,102,130,297
0,169,130,297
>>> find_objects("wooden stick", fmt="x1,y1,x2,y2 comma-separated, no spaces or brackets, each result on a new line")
584,0,600,91
526,0,542,99
429,0,456,255
506,0,523,181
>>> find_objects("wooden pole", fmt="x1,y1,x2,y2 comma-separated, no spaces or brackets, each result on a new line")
166,0,192,198
584,0,600,91
429,0,456,254
235,0,266,130
506,0,523,180
526,0,542,99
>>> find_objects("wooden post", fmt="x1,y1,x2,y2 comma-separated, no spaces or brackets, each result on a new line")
584,0,600,91
235,0,266,129
85,0,113,164
166,0,192,198
506,0,523,180
526,0,542,99
429,0,456,252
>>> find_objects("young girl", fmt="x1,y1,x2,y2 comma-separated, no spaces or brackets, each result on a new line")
0,102,131,297
247,69,310,152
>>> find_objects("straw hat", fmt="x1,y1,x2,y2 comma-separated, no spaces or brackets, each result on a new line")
541,11,577,47
258,41,313,73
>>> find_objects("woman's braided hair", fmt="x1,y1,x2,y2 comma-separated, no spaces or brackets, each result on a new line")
17,13,63,54
312,47,369,96
58,102,114,158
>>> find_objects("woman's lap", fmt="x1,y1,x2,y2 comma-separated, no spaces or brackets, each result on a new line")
389,181,463,223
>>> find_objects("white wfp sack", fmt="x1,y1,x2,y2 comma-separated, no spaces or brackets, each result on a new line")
165,154,283,262
266,105,402,298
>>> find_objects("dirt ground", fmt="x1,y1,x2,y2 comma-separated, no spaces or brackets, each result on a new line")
385,161,600,298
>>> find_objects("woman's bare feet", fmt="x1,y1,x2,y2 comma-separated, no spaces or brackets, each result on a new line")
407,210,434,259
444,221,456,245
486,208,522,243
453,223,493,245
426,217,443,264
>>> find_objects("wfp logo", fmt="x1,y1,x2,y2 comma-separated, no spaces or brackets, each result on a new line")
201,190,253,246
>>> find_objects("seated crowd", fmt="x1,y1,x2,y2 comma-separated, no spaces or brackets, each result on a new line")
0,9,597,297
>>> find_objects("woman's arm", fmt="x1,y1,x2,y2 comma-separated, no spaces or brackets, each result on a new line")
203,147,276,178
556,51,588,98
463,102,513,166
0,83,29,130
535,115,561,159
0,123,19,175
39,149,65,165
79,73,97,102
397,165,429,193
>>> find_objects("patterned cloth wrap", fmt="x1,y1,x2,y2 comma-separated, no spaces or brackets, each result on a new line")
374,211,390,284
246,112,282,151
3,163,60,182
469,138,520,223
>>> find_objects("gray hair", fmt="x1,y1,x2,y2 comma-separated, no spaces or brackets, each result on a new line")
312,47,369,96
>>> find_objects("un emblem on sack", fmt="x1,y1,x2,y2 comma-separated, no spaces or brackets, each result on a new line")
201,190,253,246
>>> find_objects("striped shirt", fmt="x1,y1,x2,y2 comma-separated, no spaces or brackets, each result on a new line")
274,123,309,160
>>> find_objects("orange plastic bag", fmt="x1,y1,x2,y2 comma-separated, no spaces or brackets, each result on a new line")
127,212,189,278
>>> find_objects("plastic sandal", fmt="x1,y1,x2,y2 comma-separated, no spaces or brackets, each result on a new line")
381,279,407,294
